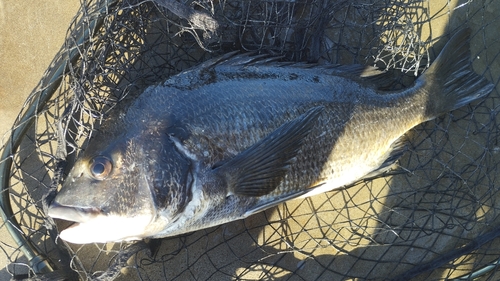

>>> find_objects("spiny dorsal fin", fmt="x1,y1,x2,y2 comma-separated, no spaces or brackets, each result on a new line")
213,106,324,197
217,54,393,90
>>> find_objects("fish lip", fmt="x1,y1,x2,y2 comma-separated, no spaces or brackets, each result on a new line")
48,202,102,223
49,202,156,243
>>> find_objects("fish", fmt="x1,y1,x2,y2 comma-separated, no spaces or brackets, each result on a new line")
48,29,494,244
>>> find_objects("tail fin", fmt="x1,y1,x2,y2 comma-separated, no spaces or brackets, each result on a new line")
419,28,494,119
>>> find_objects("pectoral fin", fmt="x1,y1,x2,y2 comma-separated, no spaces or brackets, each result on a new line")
214,106,324,197
243,189,311,217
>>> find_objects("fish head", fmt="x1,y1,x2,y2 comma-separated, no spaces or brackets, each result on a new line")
48,131,193,244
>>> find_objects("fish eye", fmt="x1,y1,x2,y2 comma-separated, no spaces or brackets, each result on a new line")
89,156,112,180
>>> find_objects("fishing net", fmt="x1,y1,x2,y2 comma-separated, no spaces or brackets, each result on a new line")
1,0,499,280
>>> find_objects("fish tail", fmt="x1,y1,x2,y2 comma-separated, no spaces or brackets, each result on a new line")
419,28,494,119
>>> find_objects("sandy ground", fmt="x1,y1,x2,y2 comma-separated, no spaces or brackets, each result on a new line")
0,1,78,143
0,0,499,280
0,1,79,279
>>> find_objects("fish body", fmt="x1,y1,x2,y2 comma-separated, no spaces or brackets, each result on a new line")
48,29,493,244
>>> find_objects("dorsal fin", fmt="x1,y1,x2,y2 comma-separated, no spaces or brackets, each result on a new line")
163,51,392,90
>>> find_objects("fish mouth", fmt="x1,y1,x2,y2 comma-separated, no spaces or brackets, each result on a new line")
47,203,102,224
47,203,155,244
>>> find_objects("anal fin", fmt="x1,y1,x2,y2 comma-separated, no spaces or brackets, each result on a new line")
363,135,407,180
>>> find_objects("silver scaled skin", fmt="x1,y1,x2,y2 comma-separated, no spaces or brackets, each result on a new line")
49,29,493,244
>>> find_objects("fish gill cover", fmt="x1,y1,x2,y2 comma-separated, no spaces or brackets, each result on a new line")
0,0,499,280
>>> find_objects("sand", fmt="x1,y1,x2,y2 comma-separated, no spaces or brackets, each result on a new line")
0,1,79,279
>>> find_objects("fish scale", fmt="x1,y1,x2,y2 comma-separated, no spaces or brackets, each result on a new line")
48,29,494,243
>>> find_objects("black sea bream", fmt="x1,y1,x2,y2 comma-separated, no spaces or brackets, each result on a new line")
48,29,494,244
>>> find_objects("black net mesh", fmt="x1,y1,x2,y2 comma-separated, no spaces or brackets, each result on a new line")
1,0,500,280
